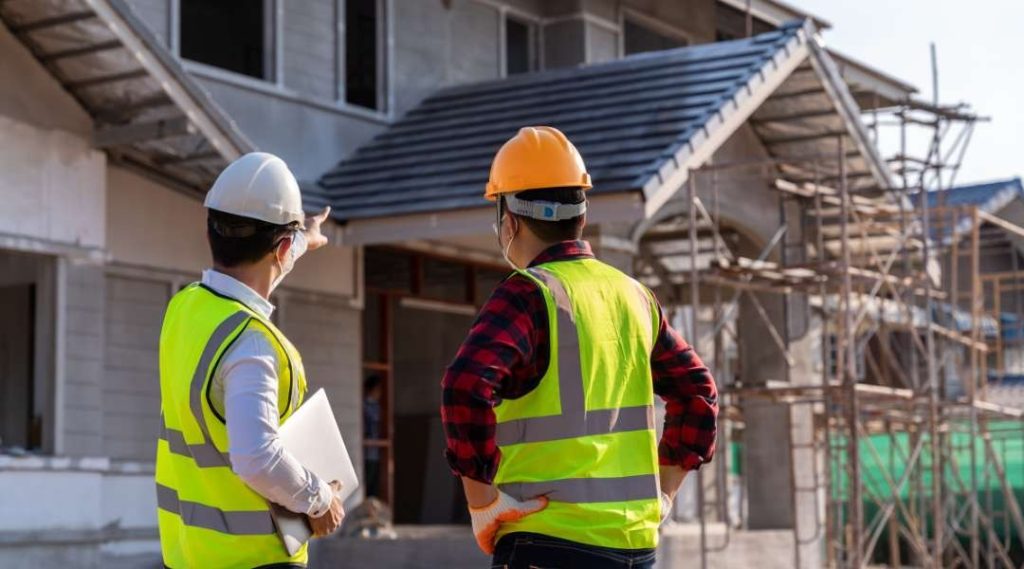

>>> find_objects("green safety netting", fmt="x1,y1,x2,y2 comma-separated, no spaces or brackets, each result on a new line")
829,421,1024,541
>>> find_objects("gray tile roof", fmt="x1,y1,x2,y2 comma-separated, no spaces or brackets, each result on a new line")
911,177,1024,242
925,178,1023,212
317,22,806,221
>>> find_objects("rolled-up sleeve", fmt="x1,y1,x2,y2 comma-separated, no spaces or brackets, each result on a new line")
650,307,719,470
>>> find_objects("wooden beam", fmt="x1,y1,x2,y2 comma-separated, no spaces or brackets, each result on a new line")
39,39,121,62
977,210,1024,241
928,323,989,353
158,151,222,168
752,108,840,124
93,116,193,148
8,11,96,34
761,130,849,146
93,94,174,122
67,68,147,90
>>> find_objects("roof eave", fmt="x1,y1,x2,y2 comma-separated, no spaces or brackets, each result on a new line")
717,0,832,30
0,0,255,195
338,191,645,246
803,23,896,191
828,49,917,107
639,22,814,219
100,0,255,159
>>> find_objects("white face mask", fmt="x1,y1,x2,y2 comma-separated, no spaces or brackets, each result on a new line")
499,216,519,270
270,230,307,292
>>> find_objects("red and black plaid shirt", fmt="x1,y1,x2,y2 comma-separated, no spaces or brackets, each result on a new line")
440,240,718,484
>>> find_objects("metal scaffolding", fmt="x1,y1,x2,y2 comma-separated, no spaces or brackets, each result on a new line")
637,95,1024,567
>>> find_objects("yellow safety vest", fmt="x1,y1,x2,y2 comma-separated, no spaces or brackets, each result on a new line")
494,258,663,550
156,284,307,568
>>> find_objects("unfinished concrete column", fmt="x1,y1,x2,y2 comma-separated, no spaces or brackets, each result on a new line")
738,200,824,569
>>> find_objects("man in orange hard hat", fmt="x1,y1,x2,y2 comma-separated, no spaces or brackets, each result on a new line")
440,126,719,568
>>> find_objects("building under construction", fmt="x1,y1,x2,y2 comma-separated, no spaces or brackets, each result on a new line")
635,64,1024,568
0,0,1021,567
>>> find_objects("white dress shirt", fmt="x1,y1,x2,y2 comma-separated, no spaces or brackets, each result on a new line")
202,269,334,517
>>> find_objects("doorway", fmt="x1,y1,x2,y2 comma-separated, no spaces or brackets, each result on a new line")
0,250,54,454
0,283,36,450
362,246,506,524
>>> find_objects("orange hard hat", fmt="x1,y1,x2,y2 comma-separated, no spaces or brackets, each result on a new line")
484,126,592,201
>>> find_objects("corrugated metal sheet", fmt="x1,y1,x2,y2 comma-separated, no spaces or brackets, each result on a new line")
318,23,807,221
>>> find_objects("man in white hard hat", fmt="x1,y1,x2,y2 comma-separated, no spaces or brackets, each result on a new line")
156,152,343,568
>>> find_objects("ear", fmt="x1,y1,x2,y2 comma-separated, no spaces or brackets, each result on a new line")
275,234,293,262
503,212,519,236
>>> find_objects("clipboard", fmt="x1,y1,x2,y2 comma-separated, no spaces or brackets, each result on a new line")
271,388,360,555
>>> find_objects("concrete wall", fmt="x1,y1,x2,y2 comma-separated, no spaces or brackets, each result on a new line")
391,0,507,114
102,275,167,460
106,165,358,298
0,23,90,136
120,0,726,182
64,264,107,457
283,0,337,101
190,75,386,182
0,458,156,568
0,25,105,253
623,0,717,44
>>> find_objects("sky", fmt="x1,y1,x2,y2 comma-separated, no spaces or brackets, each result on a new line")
792,0,1022,187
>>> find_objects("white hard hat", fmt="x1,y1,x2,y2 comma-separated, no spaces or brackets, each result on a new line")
204,152,304,226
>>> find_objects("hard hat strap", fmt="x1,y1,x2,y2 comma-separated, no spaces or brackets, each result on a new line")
504,194,586,222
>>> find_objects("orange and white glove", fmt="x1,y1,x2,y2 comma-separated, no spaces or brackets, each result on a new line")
469,491,548,554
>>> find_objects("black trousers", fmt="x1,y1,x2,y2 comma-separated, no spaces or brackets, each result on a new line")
492,532,656,569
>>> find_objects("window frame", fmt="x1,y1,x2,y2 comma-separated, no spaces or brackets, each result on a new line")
343,0,391,113
500,10,540,78
175,0,279,84
170,0,393,120
618,8,693,58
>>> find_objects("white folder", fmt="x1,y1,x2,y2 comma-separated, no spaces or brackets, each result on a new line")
271,388,360,555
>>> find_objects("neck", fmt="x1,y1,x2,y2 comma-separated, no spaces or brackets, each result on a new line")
214,263,275,300
512,237,555,269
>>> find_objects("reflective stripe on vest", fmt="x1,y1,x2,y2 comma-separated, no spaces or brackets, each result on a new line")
157,284,309,568
156,483,275,536
495,265,659,506
159,424,228,468
495,268,655,450
499,474,659,504
159,310,301,469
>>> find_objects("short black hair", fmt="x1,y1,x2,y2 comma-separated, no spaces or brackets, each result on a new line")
207,209,297,268
504,187,586,244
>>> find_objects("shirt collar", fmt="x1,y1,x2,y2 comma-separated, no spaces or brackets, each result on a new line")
528,240,594,267
201,269,275,319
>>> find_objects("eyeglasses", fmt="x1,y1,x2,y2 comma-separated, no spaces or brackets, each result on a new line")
493,199,505,236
